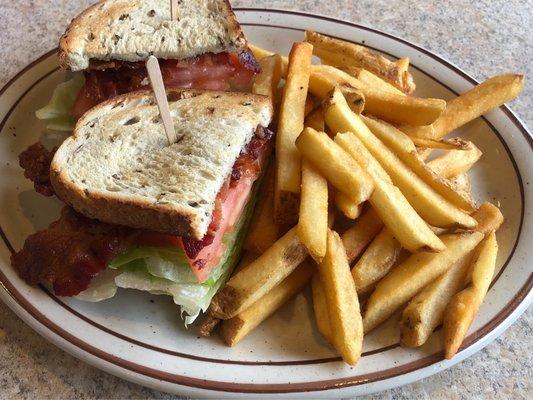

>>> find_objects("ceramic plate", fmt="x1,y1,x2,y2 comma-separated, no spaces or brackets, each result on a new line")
0,8,531,398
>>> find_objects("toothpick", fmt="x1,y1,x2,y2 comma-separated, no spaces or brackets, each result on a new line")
170,0,178,21
146,56,177,145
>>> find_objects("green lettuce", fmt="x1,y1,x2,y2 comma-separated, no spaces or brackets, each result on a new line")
112,198,254,324
35,74,84,131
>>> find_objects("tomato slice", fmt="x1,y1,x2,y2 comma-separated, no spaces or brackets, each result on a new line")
71,51,259,119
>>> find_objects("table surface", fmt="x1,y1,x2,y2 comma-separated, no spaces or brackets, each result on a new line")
0,0,531,398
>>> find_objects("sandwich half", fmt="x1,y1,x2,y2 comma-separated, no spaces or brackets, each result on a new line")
37,0,258,130
13,89,273,324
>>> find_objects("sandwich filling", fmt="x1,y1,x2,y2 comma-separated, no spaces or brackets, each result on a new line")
13,127,272,322
74,51,258,119
36,51,259,131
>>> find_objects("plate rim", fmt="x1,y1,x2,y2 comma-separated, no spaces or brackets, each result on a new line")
0,7,531,396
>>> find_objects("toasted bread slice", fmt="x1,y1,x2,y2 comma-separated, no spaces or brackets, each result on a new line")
59,0,247,71
50,89,273,239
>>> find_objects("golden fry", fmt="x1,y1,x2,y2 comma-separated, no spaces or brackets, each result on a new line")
443,232,498,358
324,94,477,227
305,30,415,93
318,230,363,365
427,143,482,178
337,66,404,95
210,227,308,319
252,54,282,102
309,65,444,126
335,132,444,252
363,201,502,332
335,192,363,220
298,160,329,262
221,260,314,346
244,163,280,254
352,228,402,296
410,136,471,150
405,74,524,139
341,207,383,263
296,127,374,204
311,273,334,345
198,252,258,337
362,116,476,211
470,202,504,235
274,42,313,225
417,147,433,161
324,86,365,114
399,253,472,347
363,231,483,332
248,44,288,76
305,107,325,131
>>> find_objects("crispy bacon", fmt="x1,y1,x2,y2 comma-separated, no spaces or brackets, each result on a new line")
11,208,131,296
71,51,259,119
18,142,56,196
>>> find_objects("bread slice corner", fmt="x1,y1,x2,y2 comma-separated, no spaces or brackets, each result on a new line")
59,0,248,71
50,88,273,239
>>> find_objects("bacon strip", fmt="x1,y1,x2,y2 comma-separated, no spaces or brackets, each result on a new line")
72,51,259,119
19,142,56,197
11,207,131,296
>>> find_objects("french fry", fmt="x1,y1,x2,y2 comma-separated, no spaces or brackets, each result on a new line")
324,93,477,228
361,85,445,126
352,228,402,296
470,202,504,235
305,107,325,131
363,202,501,332
304,96,316,116
417,147,433,161
274,42,313,225
335,132,445,252
426,142,482,178
252,54,282,102
244,163,279,254
198,252,258,337
335,192,363,219
341,207,383,263
305,30,415,94
295,127,374,204
221,260,314,346
248,44,288,76
399,253,473,347
318,230,363,365
363,231,483,332
403,74,524,139
309,65,445,126
361,116,476,211
311,273,334,345
298,160,329,262
410,136,470,150
444,232,498,358
448,173,475,207
338,66,404,95
210,227,308,319
326,86,365,114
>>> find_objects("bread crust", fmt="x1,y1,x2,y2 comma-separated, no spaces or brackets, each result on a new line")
59,0,248,71
50,88,273,239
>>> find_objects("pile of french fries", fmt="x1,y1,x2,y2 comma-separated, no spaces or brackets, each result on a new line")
200,31,524,364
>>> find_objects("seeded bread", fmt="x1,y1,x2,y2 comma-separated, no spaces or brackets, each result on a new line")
59,0,247,71
50,89,273,239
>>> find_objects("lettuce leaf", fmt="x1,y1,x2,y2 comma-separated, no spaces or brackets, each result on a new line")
76,181,258,324
114,200,252,324
35,74,84,131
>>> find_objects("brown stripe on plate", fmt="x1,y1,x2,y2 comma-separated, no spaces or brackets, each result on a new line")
0,9,530,393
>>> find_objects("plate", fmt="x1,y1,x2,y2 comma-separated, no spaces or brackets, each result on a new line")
0,8,531,398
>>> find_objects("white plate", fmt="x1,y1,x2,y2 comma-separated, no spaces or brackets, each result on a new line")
0,8,531,398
